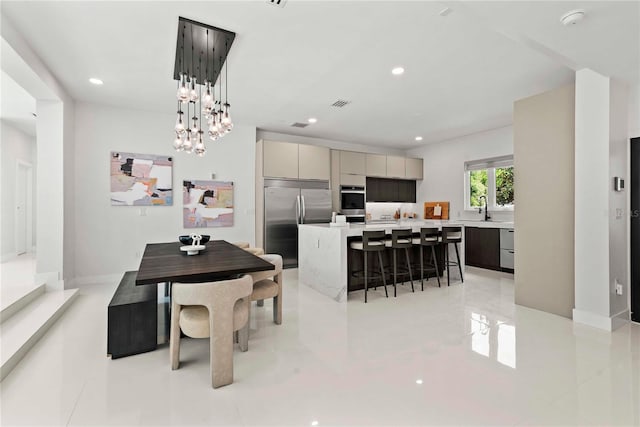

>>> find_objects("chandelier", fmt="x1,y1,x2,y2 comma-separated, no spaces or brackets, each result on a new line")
172,17,236,157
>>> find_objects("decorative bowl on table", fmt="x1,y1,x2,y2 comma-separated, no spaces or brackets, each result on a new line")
179,234,210,246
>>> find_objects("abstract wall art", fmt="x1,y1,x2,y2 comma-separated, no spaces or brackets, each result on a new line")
183,180,234,228
110,152,173,206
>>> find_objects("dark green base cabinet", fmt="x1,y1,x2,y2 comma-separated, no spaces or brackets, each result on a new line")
465,227,515,273
346,236,445,292
465,227,501,271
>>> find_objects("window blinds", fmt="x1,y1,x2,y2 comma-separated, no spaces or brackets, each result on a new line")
464,155,513,171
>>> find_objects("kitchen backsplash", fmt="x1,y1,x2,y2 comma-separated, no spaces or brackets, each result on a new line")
366,202,420,220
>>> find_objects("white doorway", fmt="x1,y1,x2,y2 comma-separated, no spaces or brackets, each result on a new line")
15,160,33,256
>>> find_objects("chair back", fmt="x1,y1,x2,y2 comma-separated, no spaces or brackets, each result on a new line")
391,228,413,249
172,275,253,310
362,230,386,251
441,226,463,243
418,227,440,246
248,254,283,283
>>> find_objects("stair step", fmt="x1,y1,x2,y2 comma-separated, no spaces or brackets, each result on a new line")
1,284,46,324
0,289,78,381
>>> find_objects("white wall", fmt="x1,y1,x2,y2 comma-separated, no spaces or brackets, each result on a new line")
574,70,611,322
0,120,36,260
630,84,640,138
405,126,513,221
609,79,629,319
73,102,256,283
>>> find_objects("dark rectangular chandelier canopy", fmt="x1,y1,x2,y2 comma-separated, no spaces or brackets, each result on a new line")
173,17,236,83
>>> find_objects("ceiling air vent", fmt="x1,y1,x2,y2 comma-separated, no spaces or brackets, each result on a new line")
331,99,351,108
291,122,309,128
266,0,287,7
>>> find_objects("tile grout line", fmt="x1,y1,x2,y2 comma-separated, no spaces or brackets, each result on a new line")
65,378,88,426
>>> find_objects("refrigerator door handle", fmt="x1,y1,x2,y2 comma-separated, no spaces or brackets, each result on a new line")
301,195,306,224
296,195,301,224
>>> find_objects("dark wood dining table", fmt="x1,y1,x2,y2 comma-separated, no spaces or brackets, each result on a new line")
135,239,275,344
136,240,275,285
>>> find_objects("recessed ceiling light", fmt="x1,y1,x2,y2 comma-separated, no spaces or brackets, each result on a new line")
391,67,405,76
308,118,317,124
439,7,452,17
416,379,423,385
311,421,319,426
560,9,585,26
415,136,423,141
89,77,104,85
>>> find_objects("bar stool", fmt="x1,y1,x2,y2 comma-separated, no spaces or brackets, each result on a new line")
412,227,441,290
441,226,464,286
350,230,388,303
385,229,415,297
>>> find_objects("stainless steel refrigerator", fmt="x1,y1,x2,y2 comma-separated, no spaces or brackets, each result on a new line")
264,179,332,268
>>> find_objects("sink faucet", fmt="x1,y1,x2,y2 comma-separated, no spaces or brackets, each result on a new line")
479,195,491,221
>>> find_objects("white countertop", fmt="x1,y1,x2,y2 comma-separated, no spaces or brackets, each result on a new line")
301,219,514,234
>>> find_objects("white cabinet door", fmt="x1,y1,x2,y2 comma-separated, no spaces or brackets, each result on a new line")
386,156,406,178
263,141,299,179
299,144,330,180
366,154,387,177
340,151,366,175
405,158,423,180
340,174,366,186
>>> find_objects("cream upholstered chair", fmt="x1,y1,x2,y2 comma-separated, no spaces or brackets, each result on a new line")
170,275,253,388
237,254,283,350
231,241,265,256
231,241,250,249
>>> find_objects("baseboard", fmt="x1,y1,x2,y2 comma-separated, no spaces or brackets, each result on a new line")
572,308,629,331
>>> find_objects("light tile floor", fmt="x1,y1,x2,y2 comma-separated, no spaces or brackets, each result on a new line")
0,267,638,426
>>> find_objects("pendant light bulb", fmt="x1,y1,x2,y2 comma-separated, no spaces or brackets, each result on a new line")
173,133,184,152
194,134,206,156
191,116,199,136
183,133,193,153
174,112,185,135
177,74,189,103
189,77,199,102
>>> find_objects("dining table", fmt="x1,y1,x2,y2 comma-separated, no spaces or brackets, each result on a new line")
135,239,275,343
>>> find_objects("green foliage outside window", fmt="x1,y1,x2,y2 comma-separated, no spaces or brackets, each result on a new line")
496,167,514,206
469,169,487,207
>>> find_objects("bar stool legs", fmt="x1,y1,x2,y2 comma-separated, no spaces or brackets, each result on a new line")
419,245,441,290
392,248,414,297
364,250,388,303
445,242,464,287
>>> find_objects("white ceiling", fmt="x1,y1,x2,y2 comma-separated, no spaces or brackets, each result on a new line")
0,1,637,148
0,70,36,136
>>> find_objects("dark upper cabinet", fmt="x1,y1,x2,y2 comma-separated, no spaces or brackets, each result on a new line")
366,177,416,202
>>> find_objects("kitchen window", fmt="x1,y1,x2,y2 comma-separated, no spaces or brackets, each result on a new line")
464,155,514,210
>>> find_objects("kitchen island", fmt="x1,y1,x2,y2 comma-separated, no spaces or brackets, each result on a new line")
298,220,497,302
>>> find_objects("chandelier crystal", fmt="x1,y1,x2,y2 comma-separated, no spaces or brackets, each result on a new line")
171,18,236,156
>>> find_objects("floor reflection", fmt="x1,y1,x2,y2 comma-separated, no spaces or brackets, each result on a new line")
470,310,516,368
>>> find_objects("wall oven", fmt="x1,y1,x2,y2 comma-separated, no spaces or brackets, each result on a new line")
340,185,365,221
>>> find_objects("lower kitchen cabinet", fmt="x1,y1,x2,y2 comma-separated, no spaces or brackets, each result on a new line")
464,227,501,271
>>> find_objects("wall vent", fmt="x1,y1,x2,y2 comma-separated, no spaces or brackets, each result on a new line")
266,0,287,7
331,99,351,108
291,122,309,128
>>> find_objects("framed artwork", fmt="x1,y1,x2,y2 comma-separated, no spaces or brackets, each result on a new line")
110,152,173,206
183,180,234,228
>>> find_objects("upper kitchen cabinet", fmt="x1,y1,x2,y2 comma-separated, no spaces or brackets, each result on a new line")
366,154,387,177
263,140,299,179
262,140,329,180
340,151,366,175
386,156,406,178
299,144,330,180
405,158,423,180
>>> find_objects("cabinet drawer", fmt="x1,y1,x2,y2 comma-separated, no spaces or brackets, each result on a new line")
500,228,515,250
500,249,515,269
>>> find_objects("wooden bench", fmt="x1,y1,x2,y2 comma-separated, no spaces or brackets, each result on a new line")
107,271,157,359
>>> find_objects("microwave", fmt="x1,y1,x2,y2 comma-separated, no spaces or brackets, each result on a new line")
340,185,365,215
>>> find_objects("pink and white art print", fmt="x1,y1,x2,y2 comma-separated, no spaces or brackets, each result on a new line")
183,180,234,228
110,152,173,206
